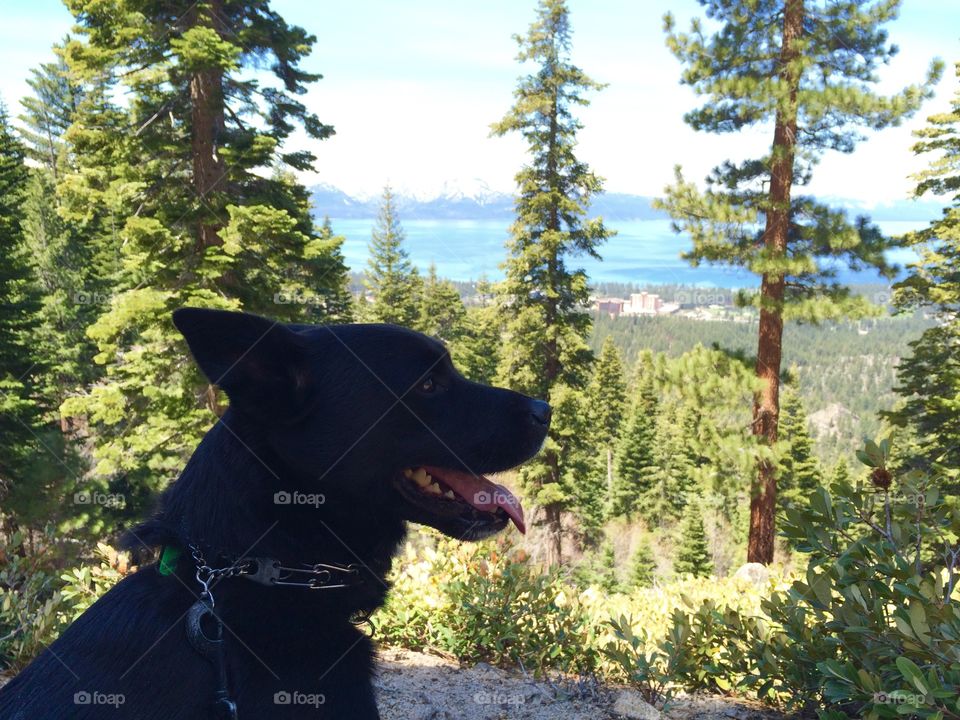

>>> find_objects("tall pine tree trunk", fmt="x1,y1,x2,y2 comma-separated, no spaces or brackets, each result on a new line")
187,0,230,417
748,0,802,565
542,78,564,567
189,0,226,252
606,447,613,492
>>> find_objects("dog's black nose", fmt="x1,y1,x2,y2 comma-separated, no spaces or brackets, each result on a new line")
529,399,551,427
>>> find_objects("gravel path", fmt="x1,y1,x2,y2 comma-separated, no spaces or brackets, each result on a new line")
375,647,789,720
0,649,789,719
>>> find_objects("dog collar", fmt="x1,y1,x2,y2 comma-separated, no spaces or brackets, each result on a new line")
158,543,365,591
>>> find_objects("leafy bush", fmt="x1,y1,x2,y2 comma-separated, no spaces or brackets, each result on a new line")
56,544,132,622
613,439,960,719
604,595,762,706
442,545,598,673
375,534,598,675
744,439,960,719
0,531,67,671
0,539,130,672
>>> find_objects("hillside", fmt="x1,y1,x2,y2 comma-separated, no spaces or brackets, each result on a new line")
592,311,934,464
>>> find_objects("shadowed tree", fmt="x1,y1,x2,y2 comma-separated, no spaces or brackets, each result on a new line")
657,0,940,563
0,106,42,505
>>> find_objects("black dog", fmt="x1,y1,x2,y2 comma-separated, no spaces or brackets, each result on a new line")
0,308,550,719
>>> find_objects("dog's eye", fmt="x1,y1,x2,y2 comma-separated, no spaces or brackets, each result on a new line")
419,377,436,393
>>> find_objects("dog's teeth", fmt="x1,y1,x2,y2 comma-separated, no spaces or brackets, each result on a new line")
412,468,430,487
443,490,455,500
426,482,442,495
403,468,414,479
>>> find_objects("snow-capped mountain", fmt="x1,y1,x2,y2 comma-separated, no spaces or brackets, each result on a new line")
310,181,516,220
309,181,666,220
308,182,943,223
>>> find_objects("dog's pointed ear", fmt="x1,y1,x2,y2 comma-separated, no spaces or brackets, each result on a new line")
173,308,309,411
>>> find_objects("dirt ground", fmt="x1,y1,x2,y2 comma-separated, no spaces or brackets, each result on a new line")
0,649,789,719
375,647,789,720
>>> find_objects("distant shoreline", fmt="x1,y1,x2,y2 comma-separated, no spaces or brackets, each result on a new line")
326,217,924,287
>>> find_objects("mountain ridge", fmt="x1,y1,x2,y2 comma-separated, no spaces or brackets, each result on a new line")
310,183,945,223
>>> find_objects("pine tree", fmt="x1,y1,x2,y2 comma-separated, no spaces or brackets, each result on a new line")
303,217,353,324
888,58,960,485
586,337,627,489
647,400,700,522
662,345,765,537
675,501,713,578
777,385,822,512
6,49,113,539
610,379,658,519
58,0,343,520
18,45,97,403
493,0,613,564
417,263,466,341
364,186,421,327
19,40,81,176
451,279,501,384
657,0,939,563
0,106,43,513
831,459,851,488
596,541,620,594
545,382,593,548
629,537,657,588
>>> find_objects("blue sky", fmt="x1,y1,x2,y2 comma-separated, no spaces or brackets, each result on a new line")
3,1,959,205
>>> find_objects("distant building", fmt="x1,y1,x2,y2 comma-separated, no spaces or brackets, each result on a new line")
623,291,662,315
596,298,626,317
593,292,679,317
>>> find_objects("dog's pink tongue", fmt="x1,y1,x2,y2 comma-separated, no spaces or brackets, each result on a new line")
422,466,525,534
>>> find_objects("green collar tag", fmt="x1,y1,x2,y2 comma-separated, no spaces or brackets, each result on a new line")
158,545,182,576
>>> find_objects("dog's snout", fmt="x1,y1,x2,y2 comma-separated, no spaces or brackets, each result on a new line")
529,399,551,427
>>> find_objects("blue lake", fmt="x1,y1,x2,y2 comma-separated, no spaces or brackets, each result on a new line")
329,218,924,287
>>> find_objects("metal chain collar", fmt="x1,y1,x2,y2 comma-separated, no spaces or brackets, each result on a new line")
188,544,364,605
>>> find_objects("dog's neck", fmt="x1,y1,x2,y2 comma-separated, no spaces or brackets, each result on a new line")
133,408,406,593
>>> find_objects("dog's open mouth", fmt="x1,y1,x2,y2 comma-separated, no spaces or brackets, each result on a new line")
393,465,525,536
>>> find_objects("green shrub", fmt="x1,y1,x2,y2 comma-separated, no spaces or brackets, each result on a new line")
628,538,656,588
744,439,960,719
443,546,598,674
629,438,960,719
604,596,758,705
375,533,598,675
0,531,67,671
0,539,129,672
